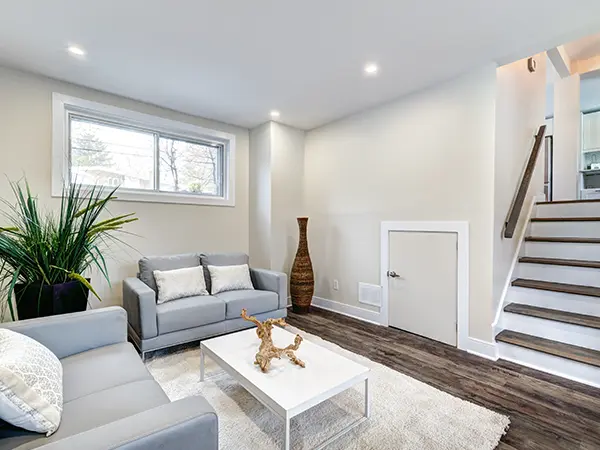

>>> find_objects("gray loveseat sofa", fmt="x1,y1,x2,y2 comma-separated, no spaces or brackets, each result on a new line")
123,252,287,358
0,307,217,450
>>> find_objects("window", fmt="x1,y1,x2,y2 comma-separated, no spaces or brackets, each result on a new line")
158,135,223,196
52,93,235,206
69,117,224,197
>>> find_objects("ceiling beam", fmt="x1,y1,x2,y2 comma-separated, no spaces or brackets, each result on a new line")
572,55,600,75
547,46,572,78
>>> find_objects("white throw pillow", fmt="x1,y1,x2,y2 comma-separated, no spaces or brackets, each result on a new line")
0,329,63,436
208,264,254,294
153,265,209,304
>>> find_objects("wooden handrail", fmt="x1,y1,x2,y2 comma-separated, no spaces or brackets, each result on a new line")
504,125,547,238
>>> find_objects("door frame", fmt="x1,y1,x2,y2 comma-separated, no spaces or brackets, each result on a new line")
380,221,469,350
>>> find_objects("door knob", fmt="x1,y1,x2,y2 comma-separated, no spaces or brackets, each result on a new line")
387,270,400,278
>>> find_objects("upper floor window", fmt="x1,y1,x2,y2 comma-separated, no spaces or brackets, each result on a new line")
52,93,235,206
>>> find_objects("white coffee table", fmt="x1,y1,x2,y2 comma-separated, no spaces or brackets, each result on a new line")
200,326,370,450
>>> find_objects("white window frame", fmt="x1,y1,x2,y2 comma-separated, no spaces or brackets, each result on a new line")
52,92,236,207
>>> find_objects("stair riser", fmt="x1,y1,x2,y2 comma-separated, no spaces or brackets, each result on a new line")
506,286,600,316
503,313,600,350
530,221,600,238
497,342,600,388
536,202,600,218
516,263,600,288
523,241,600,261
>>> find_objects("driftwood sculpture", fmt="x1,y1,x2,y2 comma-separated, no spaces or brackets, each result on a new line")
241,309,305,373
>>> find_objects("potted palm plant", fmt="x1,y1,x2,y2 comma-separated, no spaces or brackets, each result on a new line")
0,180,137,321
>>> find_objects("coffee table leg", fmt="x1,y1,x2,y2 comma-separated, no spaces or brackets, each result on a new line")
284,414,290,450
200,346,205,382
364,378,370,418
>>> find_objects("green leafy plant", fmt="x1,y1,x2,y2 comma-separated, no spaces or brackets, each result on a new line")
0,180,137,321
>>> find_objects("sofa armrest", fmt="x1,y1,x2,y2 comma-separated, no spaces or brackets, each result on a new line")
250,268,288,309
0,307,127,359
39,396,217,450
122,278,158,340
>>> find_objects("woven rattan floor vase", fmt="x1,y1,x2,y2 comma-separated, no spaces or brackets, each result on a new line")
290,217,314,314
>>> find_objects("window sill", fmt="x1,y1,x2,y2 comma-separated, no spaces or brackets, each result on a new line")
51,185,235,207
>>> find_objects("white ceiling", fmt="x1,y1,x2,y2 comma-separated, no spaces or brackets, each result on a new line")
2,1,600,130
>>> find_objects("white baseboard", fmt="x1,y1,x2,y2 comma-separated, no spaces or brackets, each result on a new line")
304,297,500,362
311,296,383,325
463,337,498,361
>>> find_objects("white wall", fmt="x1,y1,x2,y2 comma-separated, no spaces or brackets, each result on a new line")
303,65,498,341
270,123,305,274
554,74,581,200
249,123,272,268
248,122,305,274
0,66,250,309
492,55,547,314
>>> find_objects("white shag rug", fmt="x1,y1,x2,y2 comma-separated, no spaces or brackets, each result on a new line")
146,326,509,450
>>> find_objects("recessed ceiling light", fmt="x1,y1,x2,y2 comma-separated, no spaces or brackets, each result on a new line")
270,110,280,118
67,45,86,56
364,63,379,75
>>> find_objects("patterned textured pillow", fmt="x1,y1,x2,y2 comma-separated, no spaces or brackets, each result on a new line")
0,329,63,435
153,265,209,304
207,264,255,294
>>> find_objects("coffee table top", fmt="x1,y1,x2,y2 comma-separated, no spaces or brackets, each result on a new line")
201,326,369,417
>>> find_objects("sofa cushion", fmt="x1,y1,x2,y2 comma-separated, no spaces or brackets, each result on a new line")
57,380,169,439
200,253,249,292
200,252,249,267
45,380,169,448
215,290,279,319
156,296,225,334
139,253,201,292
61,343,153,403
0,380,168,450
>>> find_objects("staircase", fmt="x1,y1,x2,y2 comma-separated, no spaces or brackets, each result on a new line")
495,199,600,387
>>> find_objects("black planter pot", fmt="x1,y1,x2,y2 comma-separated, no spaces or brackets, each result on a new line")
14,279,90,320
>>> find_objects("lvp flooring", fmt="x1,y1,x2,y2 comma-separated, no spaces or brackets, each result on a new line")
286,307,600,450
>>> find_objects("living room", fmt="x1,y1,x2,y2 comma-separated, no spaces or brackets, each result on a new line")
1,1,600,449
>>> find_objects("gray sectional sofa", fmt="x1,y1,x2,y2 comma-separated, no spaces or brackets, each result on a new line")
123,252,287,358
0,307,217,450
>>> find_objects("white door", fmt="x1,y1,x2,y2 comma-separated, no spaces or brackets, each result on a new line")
387,231,457,346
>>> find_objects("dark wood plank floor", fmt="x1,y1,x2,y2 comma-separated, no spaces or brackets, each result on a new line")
286,307,600,450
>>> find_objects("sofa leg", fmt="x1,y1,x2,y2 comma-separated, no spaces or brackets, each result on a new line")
141,351,146,361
